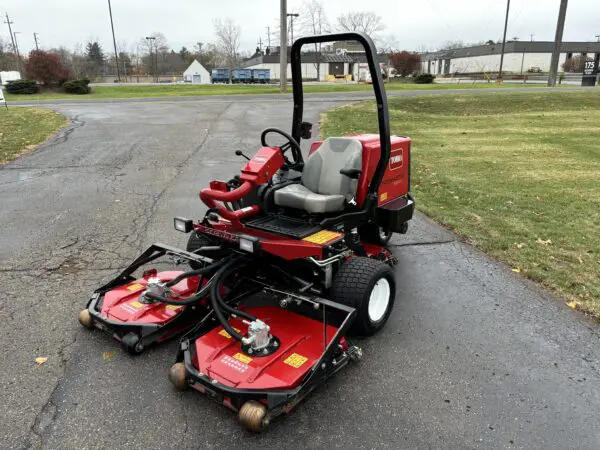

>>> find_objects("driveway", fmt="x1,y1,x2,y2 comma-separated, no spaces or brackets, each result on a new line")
1,91,599,449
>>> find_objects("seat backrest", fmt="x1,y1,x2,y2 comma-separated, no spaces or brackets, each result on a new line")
301,137,363,197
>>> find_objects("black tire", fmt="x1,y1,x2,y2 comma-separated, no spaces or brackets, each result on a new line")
329,257,396,336
359,222,393,246
185,230,228,270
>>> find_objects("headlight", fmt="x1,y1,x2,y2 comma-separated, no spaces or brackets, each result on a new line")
173,217,193,233
239,236,259,253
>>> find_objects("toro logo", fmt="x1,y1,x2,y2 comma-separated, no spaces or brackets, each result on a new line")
389,150,403,170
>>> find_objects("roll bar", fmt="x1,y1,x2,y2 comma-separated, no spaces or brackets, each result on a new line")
290,32,391,198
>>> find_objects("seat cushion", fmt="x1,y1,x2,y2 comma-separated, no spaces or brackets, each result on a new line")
274,184,345,214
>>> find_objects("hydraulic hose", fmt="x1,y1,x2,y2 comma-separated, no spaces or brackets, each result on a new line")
144,272,217,306
165,258,227,288
210,257,257,342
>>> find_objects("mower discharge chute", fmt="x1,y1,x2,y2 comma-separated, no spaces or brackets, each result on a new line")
169,32,415,432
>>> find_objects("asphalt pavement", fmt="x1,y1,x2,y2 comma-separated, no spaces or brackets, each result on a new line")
1,90,599,449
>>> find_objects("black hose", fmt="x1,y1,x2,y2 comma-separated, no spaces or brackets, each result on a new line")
144,272,216,306
209,258,256,342
165,258,227,287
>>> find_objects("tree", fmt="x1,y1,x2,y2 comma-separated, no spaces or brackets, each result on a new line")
85,41,105,78
299,0,330,80
389,51,421,77
562,55,591,73
214,18,241,80
26,50,69,85
336,11,385,37
179,46,192,63
485,40,495,45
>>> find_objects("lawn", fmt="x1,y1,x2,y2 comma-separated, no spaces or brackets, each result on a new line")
321,91,600,317
4,81,544,102
0,108,68,163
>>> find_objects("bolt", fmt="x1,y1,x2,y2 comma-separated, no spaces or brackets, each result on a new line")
248,348,253,354
321,363,326,370
273,341,279,347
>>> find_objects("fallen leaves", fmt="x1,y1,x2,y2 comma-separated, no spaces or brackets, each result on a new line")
103,350,117,361
35,357,48,366
512,268,521,273
536,238,552,245
515,243,525,249
567,301,579,309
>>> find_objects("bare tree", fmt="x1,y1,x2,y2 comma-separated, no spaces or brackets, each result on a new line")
336,11,385,37
214,18,241,81
299,0,330,80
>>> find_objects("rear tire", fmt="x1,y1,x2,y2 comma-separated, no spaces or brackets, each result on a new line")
359,222,393,246
186,230,227,270
330,257,396,336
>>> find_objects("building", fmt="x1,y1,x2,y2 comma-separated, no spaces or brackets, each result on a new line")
183,60,211,84
241,41,388,81
420,41,600,75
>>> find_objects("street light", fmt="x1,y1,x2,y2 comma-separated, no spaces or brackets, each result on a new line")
145,36,157,82
287,13,299,45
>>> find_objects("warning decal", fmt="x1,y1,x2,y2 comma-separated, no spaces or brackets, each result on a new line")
233,352,253,364
130,301,144,309
126,283,144,292
166,304,183,312
220,355,249,373
283,353,308,368
218,327,241,339
302,230,343,245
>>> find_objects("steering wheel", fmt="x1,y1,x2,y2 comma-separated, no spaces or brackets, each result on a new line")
260,128,303,170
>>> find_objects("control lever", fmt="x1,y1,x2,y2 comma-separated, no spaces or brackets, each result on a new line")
235,150,251,161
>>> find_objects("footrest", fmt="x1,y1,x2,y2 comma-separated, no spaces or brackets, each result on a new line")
245,215,322,239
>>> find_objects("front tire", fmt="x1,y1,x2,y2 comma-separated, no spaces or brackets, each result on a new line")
330,257,396,336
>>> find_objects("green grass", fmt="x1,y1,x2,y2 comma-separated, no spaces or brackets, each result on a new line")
0,108,68,163
322,90,600,317
4,81,545,102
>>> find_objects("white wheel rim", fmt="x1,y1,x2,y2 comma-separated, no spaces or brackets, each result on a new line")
368,277,391,322
379,227,390,242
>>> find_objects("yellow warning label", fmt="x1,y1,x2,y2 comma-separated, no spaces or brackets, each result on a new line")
218,327,241,339
166,304,183,311
130,300,144,309
126,283,144,292
302,230,343,245
233,352,253,364
380,192,388,202
284,353,308,368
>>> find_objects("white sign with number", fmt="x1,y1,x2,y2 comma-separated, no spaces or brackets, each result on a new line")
0,88,5,107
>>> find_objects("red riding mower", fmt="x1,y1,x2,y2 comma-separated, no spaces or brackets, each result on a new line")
78,32,414,431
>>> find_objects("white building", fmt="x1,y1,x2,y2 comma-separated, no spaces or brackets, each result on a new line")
0,71,21,85
183,60,211,84
421,41,600,75
241,41,388,81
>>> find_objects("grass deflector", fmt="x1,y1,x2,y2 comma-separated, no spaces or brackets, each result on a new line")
79,32,414,432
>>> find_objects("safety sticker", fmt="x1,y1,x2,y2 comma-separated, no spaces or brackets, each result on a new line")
126,283,144,292
219,327,241,339
303,230,343,245
233,352,253,364
220,355,249,373
283,353,308,368
130,300,144,309
166,304,183,312
380,192,388,202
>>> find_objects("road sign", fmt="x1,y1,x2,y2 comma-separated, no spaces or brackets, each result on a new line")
582,59,598,86
0,88,6,108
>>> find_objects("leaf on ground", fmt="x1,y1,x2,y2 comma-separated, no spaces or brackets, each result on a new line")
578,256,584,264
103,350,117,360
515,243,525,249
536,238,552,245
35,357,48,366
567,301,579,309
534,212,545,216
512,268,521,273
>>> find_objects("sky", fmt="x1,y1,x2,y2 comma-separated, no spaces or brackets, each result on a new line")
2,0,599,55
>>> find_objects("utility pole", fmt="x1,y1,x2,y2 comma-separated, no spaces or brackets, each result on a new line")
257,37,263,52
4,13,21,74
498,0,511,80
13,32,22,75
521,34,533,75
287,13,299,46
107,0,121,82
595,34,599,43
280,0,288,92
146,36,156,82
548,0,568,87
266,26,271,49
33,32,40,51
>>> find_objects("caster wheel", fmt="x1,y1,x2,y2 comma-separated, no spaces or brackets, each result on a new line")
122,333,144,355
239,400,269,433
78,309,94,329
168,362,188,391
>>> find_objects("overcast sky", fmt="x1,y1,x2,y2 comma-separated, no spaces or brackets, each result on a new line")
3,0,599,55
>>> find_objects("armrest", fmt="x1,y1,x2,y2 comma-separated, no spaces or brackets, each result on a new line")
339,168,362,179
